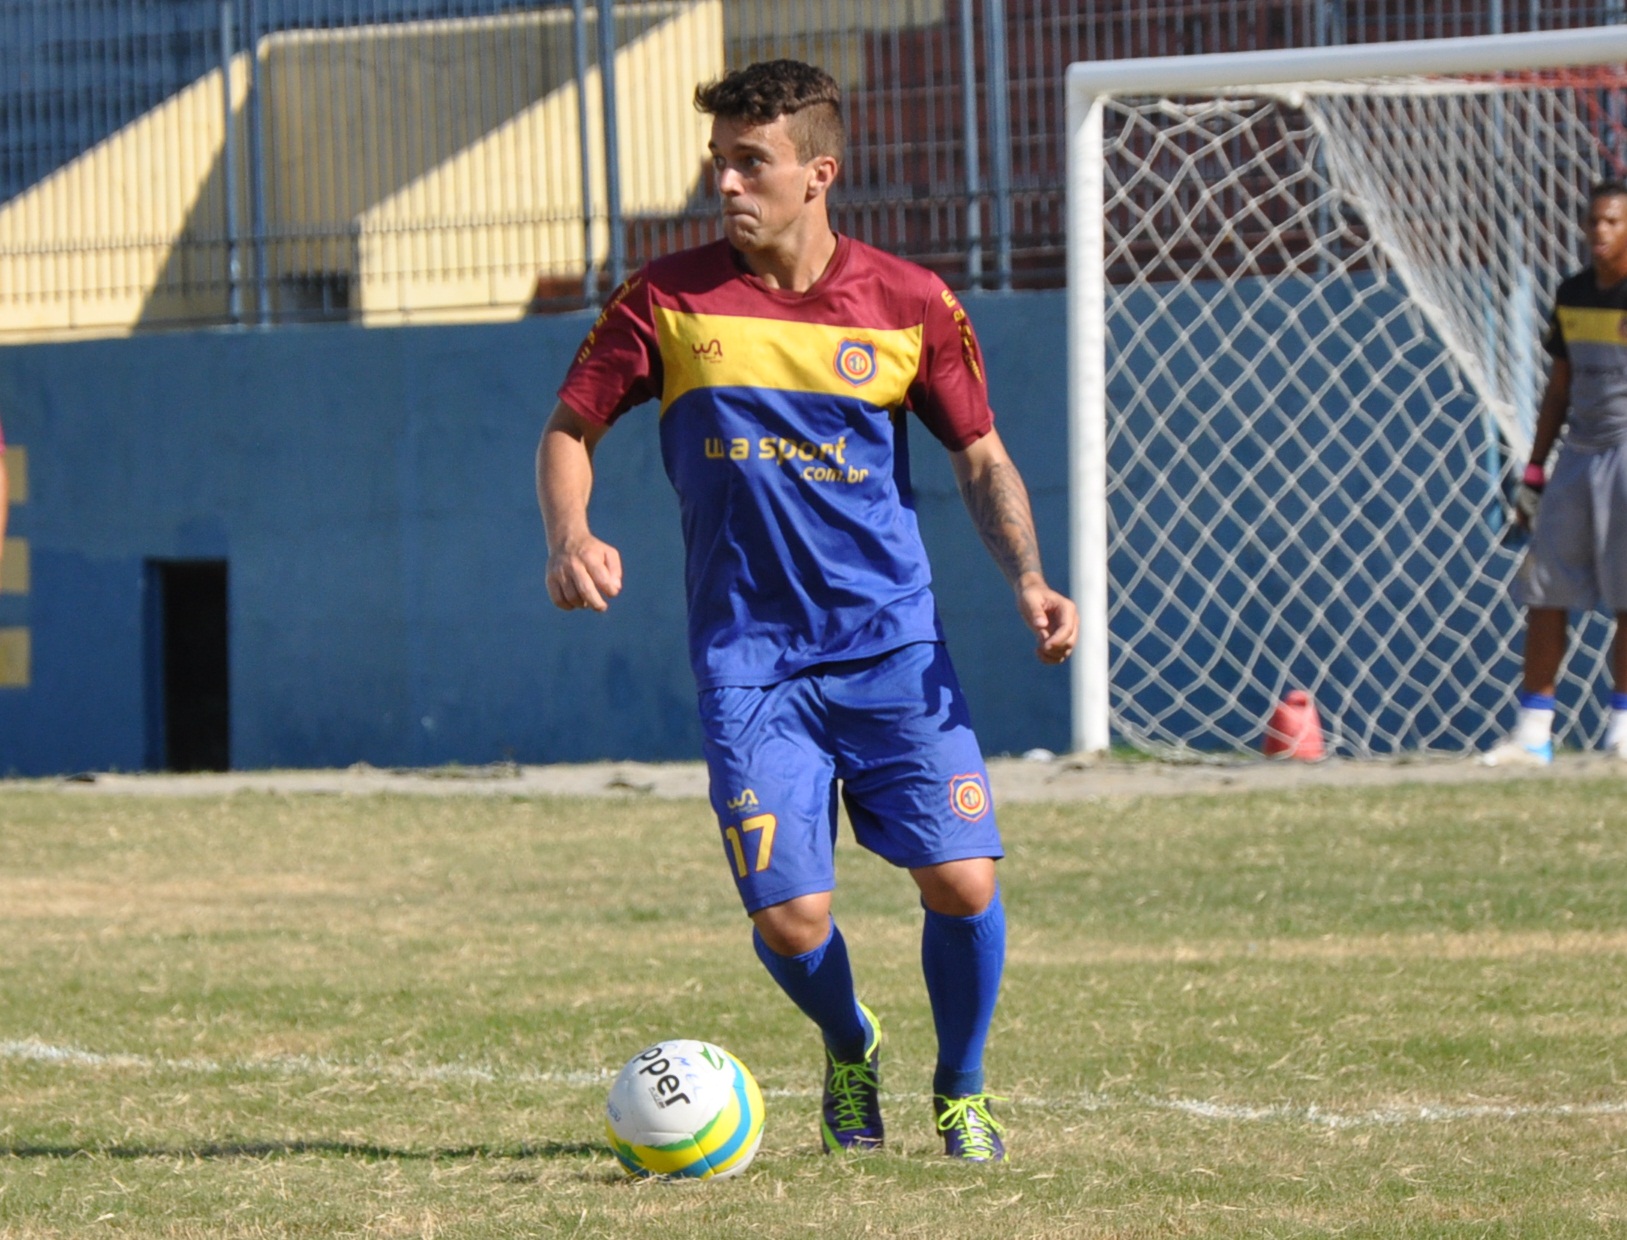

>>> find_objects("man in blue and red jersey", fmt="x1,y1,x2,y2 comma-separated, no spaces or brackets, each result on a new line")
536,60,1077,1162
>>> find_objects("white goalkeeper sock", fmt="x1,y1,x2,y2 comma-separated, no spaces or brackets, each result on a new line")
1606,707,1627,751
1600,689,1627,748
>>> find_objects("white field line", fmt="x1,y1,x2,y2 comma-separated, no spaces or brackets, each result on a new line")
1153,1095,1627,1128
0,1038,612,1088
5,1039,1626,1130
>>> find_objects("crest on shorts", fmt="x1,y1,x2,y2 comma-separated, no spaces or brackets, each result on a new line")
834,339,878,387
948,772,989,821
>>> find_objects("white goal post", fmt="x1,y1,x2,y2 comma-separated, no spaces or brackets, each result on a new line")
1066,25,1627,758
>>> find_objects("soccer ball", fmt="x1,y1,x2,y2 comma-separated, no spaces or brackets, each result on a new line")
604,1039,765,1179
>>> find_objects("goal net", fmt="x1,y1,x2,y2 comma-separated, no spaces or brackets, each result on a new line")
1066,27,1627,759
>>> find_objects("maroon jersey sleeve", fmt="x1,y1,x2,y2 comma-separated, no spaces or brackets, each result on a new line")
556,273,662,425
907,281,995,450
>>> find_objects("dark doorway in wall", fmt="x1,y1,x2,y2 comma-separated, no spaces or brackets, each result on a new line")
148,560,230,771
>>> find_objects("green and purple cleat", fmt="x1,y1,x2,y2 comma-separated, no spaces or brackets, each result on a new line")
821,1002,884,1152
934,1092,1007,1162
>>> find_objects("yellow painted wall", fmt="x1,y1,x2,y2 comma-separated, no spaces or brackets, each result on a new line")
0,628,27,689
723,0,940,39
721,0,943,87
0,539,27,596
0,3,719,336
0,0,925,339
1,444,24,595
3,446,24,506
0,443,23,690
0,62,250,339
355,0,723,324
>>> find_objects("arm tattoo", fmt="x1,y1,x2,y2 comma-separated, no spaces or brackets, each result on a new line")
958,460,1044,586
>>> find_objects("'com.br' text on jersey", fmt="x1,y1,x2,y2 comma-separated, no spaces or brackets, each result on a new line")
558,236,994,689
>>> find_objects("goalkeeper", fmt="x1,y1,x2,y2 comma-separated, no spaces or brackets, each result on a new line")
1485,180,1627,765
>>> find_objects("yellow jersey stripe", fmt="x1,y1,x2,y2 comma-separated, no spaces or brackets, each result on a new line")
1556,306,1627,347
655,309,922,413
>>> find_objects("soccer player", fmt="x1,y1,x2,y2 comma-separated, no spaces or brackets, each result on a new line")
536,60,1077,1161
1484,180,1627,765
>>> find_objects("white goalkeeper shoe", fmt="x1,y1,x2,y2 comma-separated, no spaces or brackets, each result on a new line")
1480,736,1553,767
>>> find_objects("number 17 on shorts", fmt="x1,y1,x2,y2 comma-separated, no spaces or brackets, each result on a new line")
722,810,779,881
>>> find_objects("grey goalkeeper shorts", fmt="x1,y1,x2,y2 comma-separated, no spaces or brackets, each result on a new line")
1515,439,1627,612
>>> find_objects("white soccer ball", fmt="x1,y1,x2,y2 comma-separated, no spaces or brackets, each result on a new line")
604,1039,765,1179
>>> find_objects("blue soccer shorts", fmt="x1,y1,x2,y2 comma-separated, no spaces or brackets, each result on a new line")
697,640,1002,915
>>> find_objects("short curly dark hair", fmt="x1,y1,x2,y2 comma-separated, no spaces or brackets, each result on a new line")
1590,179,1627,206
694,60,844,165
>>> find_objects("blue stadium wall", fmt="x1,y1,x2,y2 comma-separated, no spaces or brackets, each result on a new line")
0,292,1075,776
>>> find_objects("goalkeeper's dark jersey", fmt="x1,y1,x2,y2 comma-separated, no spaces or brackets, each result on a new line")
1543,268,1627,451
557,235,995,690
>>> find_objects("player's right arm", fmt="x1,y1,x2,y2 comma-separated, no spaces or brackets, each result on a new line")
537,400,622,612
539,270,658,610
1528,356,1571,469
1515,356,1570,530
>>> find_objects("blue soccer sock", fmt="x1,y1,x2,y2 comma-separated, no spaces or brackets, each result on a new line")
921,888,1006,1099
1517,689,1557,712
752,919,870,1061
1611,691,1627,713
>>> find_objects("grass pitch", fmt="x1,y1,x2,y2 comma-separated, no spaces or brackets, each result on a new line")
1,776,1624,1237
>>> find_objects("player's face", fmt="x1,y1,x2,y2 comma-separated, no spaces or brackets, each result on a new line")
709,114,833,256
1586,194,1627,275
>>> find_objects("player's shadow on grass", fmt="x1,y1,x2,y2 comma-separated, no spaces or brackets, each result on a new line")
1,1138,608,1161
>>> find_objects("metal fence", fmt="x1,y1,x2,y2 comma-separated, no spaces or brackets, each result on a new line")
0,0,1623,336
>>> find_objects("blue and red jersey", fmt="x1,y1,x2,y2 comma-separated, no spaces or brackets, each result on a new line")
558,235,994,689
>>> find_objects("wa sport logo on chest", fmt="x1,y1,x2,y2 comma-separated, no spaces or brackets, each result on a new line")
702,433,871,485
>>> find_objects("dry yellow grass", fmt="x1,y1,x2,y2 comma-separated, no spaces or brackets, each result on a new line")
1,780,1624,1237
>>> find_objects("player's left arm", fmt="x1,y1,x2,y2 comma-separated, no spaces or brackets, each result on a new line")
950,428,1078,664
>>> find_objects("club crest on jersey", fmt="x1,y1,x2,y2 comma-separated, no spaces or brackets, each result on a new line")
948,773,989,821
692,338,724,362
834,339,878,387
